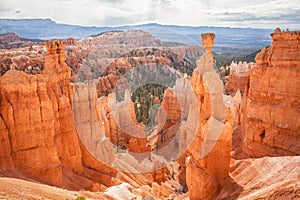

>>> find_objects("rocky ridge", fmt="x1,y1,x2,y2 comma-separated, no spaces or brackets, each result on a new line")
0,32,41,49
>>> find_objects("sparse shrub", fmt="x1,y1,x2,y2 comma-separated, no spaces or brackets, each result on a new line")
74,196,86,200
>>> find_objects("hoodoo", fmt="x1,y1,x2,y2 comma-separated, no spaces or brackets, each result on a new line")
185,33,233,199
0,40,116,190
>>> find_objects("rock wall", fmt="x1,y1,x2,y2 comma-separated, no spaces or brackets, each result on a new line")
242,28,300,157
0,41,81,185
0,40,116,190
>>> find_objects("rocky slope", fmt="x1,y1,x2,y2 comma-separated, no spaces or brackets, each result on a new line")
217,156,300,200
0,177,114,200
0,45,45,75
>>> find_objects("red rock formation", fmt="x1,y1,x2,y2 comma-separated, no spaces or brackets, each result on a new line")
2,29,300,199
156,89,181,131
0,40,116,190
64,37,77,46
225,61,252,95
152,77,196,158
95,89,150,153
0,46,45,75
242,28,300,157
0,40,78,185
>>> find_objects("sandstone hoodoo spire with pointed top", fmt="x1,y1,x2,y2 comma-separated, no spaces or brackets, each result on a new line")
185,33,233,200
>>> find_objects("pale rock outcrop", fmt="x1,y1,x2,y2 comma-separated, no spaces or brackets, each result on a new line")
73,81,115,167
217,156,300,199
154,77,198,144
228,89,243,126
242,28,300,157
95,89,149,153
104,182,136,200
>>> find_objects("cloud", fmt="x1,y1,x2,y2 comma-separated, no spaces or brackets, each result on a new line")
0,0,299,28
209,0,300,27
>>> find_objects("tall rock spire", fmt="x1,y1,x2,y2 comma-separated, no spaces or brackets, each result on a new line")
186,33,233,200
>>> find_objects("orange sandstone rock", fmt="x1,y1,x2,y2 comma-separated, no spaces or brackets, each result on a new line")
185,33,233,199
242,28,300,157
0,40,117,190
225,61,252,95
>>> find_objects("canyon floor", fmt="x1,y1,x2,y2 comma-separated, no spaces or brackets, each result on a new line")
1,155,299,200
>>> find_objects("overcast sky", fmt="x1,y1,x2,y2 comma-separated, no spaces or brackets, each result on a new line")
0,0,299,28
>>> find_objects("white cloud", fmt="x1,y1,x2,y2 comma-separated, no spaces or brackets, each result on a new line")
0,0,299,28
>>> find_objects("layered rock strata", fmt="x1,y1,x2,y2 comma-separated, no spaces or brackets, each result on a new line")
242,28,300,157
0,40,116,190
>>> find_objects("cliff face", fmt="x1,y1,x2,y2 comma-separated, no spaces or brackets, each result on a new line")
0,41,116,190
242,29,300,157
0,41,80,185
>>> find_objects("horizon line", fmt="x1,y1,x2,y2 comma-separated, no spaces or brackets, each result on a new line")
0,17,284,30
